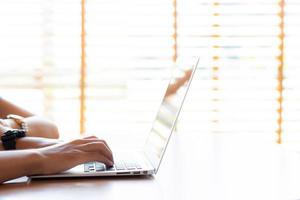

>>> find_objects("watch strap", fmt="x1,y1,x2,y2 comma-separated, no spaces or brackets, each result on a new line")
1,129,26,150
1,134,16,150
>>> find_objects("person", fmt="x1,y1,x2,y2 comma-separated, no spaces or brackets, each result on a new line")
0,68,191,184
0,97,114,184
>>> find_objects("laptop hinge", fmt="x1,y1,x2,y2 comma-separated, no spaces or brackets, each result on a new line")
142,150,157,173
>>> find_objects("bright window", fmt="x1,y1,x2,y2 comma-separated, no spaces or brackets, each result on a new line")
0,0,298,146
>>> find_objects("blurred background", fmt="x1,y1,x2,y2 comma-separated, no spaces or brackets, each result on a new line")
0,0,299,148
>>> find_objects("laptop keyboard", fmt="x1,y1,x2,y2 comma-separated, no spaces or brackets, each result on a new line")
84,161,142,172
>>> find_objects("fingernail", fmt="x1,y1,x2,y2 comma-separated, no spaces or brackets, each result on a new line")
109,161,114,166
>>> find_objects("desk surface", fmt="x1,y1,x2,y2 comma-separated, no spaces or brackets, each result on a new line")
1,133,300,200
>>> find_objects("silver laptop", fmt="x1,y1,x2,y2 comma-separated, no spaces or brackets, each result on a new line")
31,58,199,179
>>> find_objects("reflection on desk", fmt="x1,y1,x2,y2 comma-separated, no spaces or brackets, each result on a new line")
2,133,300,200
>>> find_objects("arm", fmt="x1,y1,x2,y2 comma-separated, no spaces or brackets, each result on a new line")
0,98,59,139
0,98,34,118
0,123,60,150
0,149,43,183
0,116,59,139
0,136,114,184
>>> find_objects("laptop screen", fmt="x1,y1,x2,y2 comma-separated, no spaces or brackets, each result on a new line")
143,58,199,172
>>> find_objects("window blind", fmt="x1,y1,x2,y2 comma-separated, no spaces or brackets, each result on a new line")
0,0,299,145
84,0,174,147
0,0,82,137
282,0,300,142
176,0,284,143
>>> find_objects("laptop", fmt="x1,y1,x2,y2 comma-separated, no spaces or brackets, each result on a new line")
31,58,199,179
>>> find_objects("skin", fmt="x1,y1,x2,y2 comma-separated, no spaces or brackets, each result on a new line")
0,98,59,139
0,69,189,184
0,136,114,183
0,97,35,118
0,136,60,151
0,98,114,183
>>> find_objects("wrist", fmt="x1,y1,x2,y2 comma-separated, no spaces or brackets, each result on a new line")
0,120,11,136
24,150,45,176
0,119,21,136
4,119,20,129
0,125,7,137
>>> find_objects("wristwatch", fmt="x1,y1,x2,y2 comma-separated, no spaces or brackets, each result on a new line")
7,114,28,133
1,129,26,150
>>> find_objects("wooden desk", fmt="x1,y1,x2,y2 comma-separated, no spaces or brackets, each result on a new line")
1,133,300,200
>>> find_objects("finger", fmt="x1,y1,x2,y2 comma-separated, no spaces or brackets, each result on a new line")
98,139,113,154
91,139,114,162
83,138,113,156
72,136,112,153
91,141,114,162
83,136,98,140
70,138,114,162
78,141,114,162
82,152,114,167
70,137,98,145
101,140,114,162
70,139,85,145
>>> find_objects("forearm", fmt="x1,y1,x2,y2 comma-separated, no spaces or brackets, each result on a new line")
0,149,42,183
23,116,60,139
0,136,114,183
0,98,34,118
1,116,59,139
0,98,59,139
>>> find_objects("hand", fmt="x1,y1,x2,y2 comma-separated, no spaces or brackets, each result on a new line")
36,136,114,175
